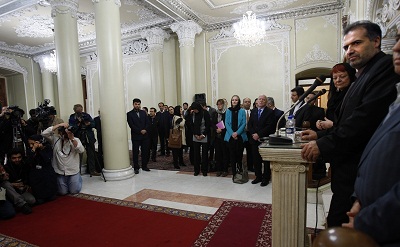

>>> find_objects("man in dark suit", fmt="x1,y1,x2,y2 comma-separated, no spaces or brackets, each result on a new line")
243,97,254,172
301,20,400,227
94,109,104,169
148,107,159,162
127,98,150,174
342,31,400,246
289,86,305,116
248,95,275,186
304,92,325,131
267,96,285,129
156,102,169,156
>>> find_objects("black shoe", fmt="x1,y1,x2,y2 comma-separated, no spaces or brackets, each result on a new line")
260,180,269,187
216,171,222,177
151,158,156,162
203,172,207,177
166,153,170,157
221,172,228,177
252,177,262,184
174,165,180,169
248,168,255,172
142,168,150,172
21,203,32,215
158,154,165,157
180,163,187,167
134,169,139,174
194,172,199,176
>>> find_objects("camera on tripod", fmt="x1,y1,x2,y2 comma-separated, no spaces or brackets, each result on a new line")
35,99,56,128
6,105,25,126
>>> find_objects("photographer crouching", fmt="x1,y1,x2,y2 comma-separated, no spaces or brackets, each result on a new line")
68,104,101,176
41,123,84,195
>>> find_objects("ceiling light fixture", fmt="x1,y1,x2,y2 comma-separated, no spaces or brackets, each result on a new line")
233,2,267,47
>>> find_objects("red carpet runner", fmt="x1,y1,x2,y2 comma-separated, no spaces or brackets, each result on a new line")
0,194,209,247
193,201,272,247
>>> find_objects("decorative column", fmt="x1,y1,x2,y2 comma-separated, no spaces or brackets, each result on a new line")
141,28,170,105
258,143,311,247
33,54,57,105
93,0,133,180
170,21,202,104
50,0,84,121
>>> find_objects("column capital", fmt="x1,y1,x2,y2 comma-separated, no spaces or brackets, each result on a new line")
140,27,170,52
50,0,79,18
92,0,121,7
170,20,202,48
33,53,57,73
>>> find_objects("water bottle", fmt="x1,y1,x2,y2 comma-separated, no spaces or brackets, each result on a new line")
285,115,295,143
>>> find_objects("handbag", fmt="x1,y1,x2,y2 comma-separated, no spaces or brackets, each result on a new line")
233,163,249,184
168,118,182,149
168,128,182,148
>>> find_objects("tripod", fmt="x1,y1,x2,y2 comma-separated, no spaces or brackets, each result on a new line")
79,130,106,182
11,119,25,150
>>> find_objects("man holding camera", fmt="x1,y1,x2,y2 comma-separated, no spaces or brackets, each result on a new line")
42,122,85,195
68,104,100,176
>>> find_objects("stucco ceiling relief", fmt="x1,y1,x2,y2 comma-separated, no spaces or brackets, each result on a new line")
300,44,334,66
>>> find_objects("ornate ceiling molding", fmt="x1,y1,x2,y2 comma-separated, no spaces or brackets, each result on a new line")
0,55,28,75
92,0,121,7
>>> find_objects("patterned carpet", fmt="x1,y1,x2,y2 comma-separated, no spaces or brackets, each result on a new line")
193,201,272,247
0,193,211,247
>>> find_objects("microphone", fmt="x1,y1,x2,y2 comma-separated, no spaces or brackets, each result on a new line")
297,75,326,103
306,89,327,104
269,75,326,145
297,89,327,111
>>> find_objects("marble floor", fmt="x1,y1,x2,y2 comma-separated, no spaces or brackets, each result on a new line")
81,168,326,229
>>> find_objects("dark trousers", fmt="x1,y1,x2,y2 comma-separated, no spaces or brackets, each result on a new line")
0,200,16,219
158,132,166,155
188,144,194,165
252,143,271,180
214,137,229,173
149,136,158,160
228,137,244,176
327,192,353,227
172,147,184,166
193,141,208,174
81,142,97,173
244,132,253,170
132,138,150,170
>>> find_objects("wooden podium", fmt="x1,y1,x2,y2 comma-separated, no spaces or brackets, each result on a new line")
259,142,312,247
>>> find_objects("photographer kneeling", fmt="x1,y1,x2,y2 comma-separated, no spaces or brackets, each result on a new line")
41,123,85,195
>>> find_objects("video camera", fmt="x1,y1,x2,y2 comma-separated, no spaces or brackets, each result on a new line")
58,125,77,135
35,99,56,125
6,105,25,125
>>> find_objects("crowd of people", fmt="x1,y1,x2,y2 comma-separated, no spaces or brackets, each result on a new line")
0,20,399,246
0,103,101,218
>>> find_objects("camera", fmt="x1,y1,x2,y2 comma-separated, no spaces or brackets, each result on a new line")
35,99,56,127
6,105,25,125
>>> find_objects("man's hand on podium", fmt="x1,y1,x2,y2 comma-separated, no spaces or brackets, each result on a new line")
301,129,317,141
301,140,320,162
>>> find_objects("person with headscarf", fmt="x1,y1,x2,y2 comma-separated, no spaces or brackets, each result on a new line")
189,102,210,176
316,63,356,130
212,99,229,177
170,105,186,169
224,95,248,180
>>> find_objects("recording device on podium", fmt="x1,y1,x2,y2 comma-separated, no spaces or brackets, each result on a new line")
269,75,327,145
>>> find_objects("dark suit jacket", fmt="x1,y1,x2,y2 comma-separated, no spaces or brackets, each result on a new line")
304,105,325,131
156,111,170,136
293,104,309,129
127,109,149,140
248,107,275,145
353,102,400,246
316,52,400,194
273,108,285,129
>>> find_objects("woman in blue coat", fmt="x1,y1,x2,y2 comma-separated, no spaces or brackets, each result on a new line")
224,95,247,178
